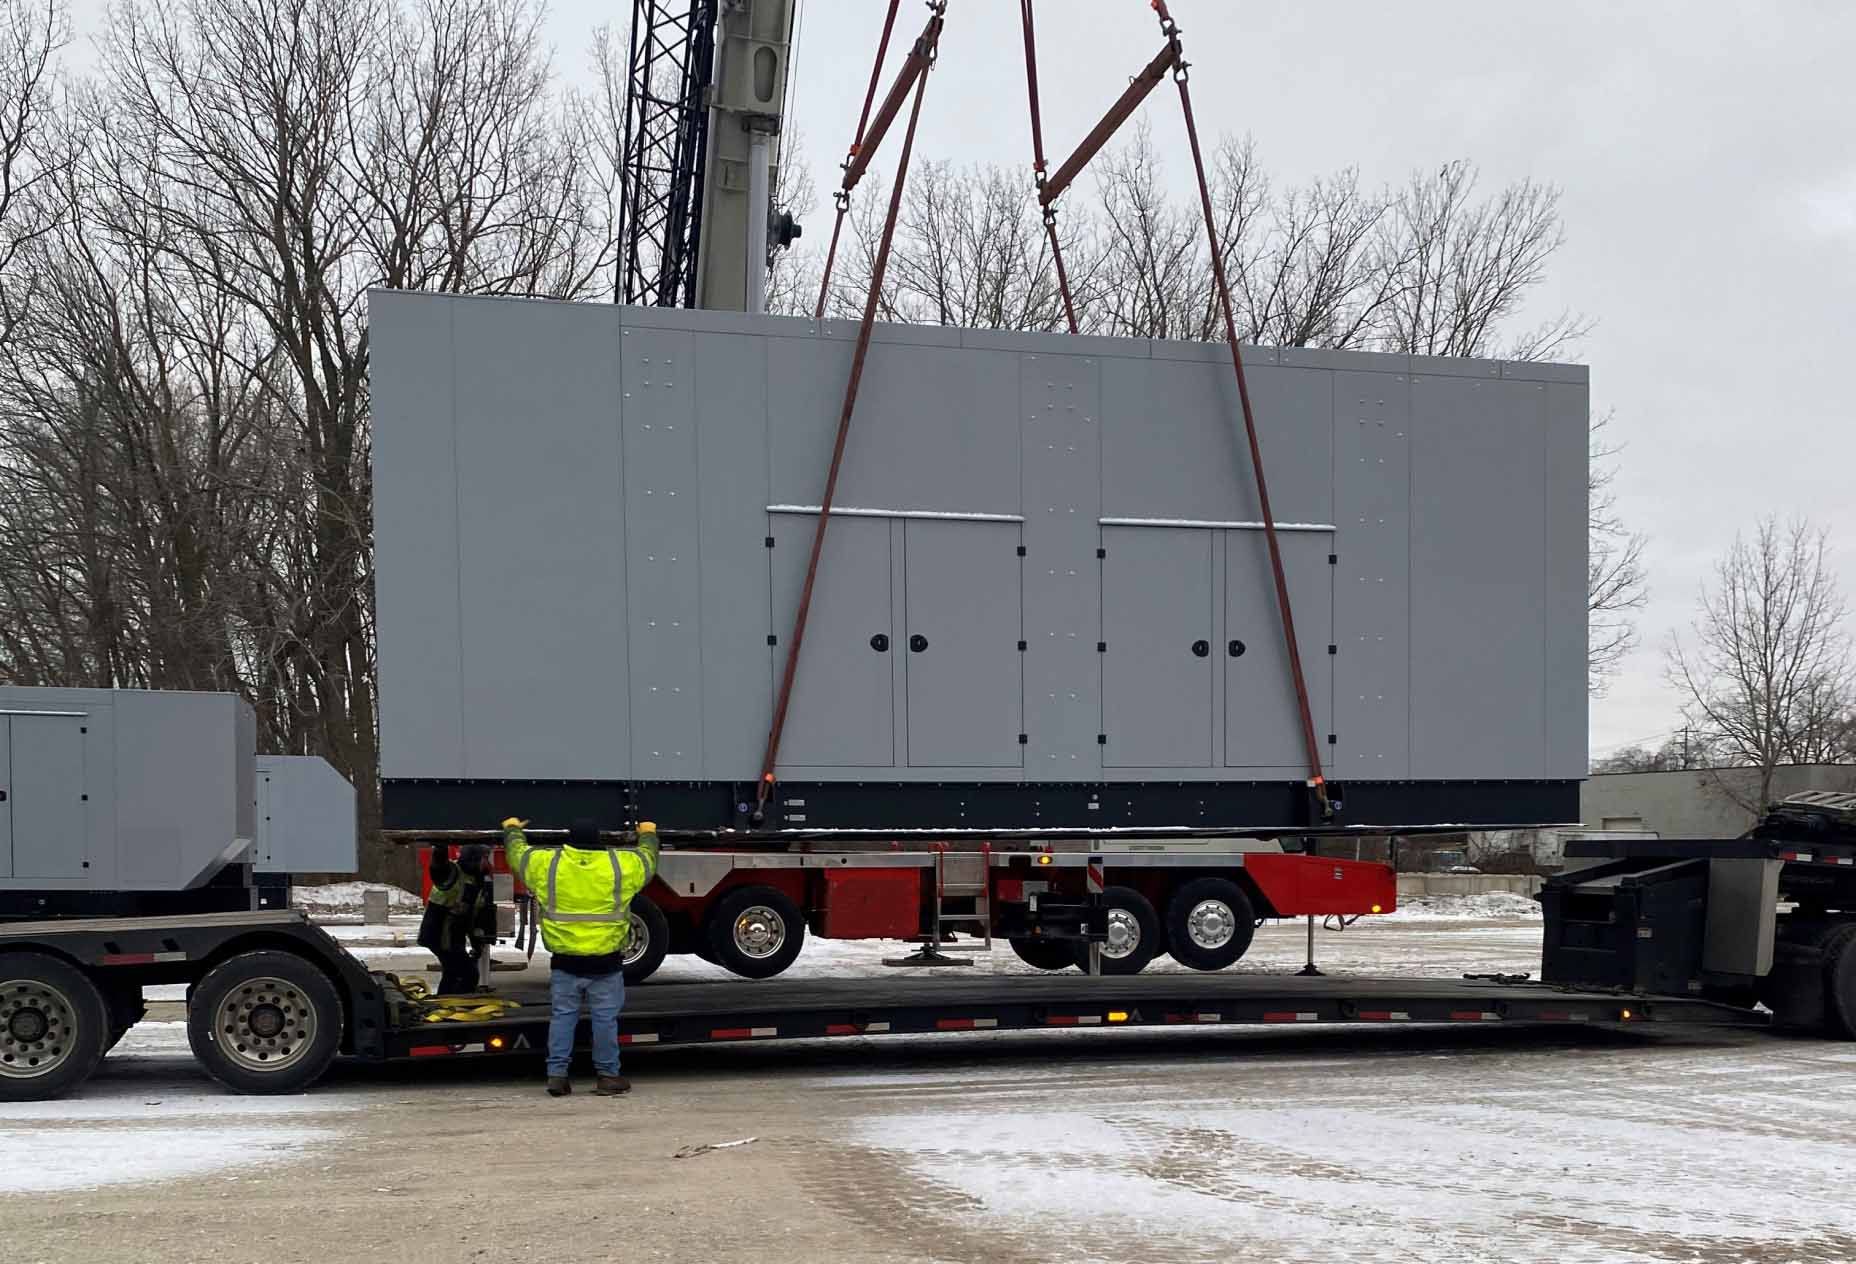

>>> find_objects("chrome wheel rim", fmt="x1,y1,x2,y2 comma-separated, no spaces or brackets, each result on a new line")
213,977,317,1074
1103,909,1142,959
1185,899,1237,950
732,906,787,959
622,912,650,966
0,978,78,1080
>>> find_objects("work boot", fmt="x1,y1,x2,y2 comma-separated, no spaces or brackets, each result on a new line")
594,1075,632,1097
546,1076,573,1098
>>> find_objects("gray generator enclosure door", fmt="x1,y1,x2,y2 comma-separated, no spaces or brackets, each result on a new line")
370,292,1588,831
0,718,10,877
7,713,88,880
769,512,893,768
904,519,1023,769
1226,530,1333,769
1101,526,1214,769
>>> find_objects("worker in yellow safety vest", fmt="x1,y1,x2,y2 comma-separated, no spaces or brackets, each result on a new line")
501,816,659,1098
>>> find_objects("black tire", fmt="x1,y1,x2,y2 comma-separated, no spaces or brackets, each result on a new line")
1823,922,1856,1040
704,886,807,980
1008,937,1075,972
622,895,671,985
1071,886,1162,975
0,952,111,1102
1165,877,1257,972
188,951,343,1094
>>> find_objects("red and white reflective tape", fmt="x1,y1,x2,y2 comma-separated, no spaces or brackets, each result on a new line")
710,1026,778,1040
1537,1011,1589,1022
1357,1011,1411,1022
1450,1011,1501,1022
935,1017,999,1031
1086,859,1106,895
1045,1014,1104,1027
618,1032,660,1046
1263,1011,1319,1023
1781,851,1815,862
1775,851,1853,864
98,950,188,966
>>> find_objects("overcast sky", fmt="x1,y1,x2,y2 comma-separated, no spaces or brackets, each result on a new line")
60,0,1854,761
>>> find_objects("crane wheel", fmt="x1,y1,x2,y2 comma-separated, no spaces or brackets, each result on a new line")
1007,937,1075,972
705,886,807,979
0,952,110,1102
1071,887,1161,975
622,896,671,985
188,951,343,1094
1165,878,1257,971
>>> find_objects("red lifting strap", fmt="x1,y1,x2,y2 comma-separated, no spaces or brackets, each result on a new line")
759,6,945,818
1155,1,1330,813
815,2,931,320
1018,0,1079,333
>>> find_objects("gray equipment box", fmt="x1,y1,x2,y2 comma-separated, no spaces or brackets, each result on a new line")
370,292,1587,832
255,756,358,876
0,687,255,892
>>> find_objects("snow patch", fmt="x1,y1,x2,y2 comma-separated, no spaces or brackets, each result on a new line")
292,881,421,916
1382,892,1542,920
0,1125,336,1193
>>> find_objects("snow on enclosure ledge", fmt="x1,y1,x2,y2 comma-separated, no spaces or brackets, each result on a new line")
292,881,421,916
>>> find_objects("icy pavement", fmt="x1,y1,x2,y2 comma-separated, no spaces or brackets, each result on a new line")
819,1028,1856,1263
0,1024,353,1194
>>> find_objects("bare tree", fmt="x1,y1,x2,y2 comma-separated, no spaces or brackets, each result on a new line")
0,0,621,881
0,0,71,342
1587,412,1648,694
1379,160,1590,361
1668,519,1855,817
832,159,1090,331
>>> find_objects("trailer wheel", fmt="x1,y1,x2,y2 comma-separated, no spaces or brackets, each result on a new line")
1823,923,1856,1039
622,895,671,984
188,951,343,1094
1165,878,1257,971
1072,887,1161,975
0,952,110,1102
705,886,806,979
1008,937,1075,972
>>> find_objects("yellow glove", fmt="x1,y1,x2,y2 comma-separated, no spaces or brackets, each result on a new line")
501,817,527,830
636,821,657,833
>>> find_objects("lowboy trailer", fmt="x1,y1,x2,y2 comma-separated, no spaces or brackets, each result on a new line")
0,906,1763,1102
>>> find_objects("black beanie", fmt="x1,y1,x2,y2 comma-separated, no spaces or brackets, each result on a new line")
567,818,600,848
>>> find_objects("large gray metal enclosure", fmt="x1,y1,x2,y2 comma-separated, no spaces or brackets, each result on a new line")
0,688,255,893
370,291,1587,832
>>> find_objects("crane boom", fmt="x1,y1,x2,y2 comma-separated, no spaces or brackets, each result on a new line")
694,0,799,313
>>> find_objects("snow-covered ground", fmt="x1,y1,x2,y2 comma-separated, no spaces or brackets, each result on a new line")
1382,890,1542,920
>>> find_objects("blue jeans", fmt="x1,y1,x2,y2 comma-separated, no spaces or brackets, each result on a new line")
547,968,625,1077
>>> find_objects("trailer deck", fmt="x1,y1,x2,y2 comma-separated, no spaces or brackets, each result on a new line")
379,970,1766,1061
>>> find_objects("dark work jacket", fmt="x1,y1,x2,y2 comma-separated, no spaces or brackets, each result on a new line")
419,855,496,954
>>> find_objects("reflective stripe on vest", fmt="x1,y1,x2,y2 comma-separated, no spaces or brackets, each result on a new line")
540,847,628,924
